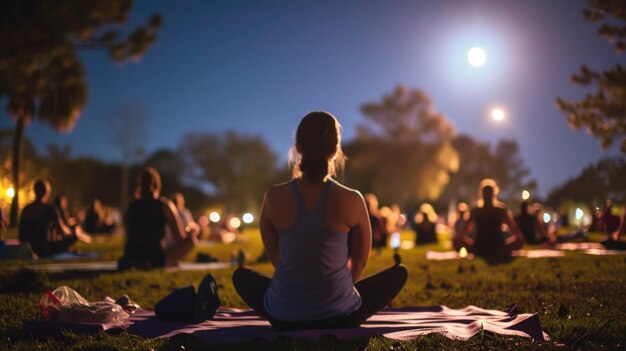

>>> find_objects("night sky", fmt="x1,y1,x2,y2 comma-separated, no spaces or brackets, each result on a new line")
1,0,622,197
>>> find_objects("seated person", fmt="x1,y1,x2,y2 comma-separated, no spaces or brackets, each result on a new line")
453,202,473,240
19,179,91,257
413,203,437,245
83,198,115,234
120,167,197,269
170,192,200,236
232,111,408,331
515,201,541,244
0,207,6,238
455,179,525,262
601,200,626,250
364,193,387,250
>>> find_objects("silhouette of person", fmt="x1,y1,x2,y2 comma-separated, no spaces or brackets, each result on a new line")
453,202,472,241
83,198,115,234
515,201,541,244
232,111,407,330
455,179,525,263
364,193,386,250
19,179,91,257
119,168,197,269
413,203,437,245
170,192,200,238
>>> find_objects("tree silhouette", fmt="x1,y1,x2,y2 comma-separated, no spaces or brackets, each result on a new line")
345,85,459,208
556,0,626,153
547,157,626,206
439,134,537,206
0,0,161,225
180,131,279,213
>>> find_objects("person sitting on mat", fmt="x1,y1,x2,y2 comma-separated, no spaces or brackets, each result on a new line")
19,179,92,257
119,167,197,269
454,178,525,263
232,111,408,331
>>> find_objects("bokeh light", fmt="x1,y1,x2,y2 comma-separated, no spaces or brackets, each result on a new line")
459,247,468,258
242,213,254,224
521,190,530,200
229,217,241,229
467,47,486,67
6,187,15,198
390,232,401,249
575,208,584,220
543,213,551,224
209,211,221,223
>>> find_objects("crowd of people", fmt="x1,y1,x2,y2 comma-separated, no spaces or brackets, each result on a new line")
4,110,625,329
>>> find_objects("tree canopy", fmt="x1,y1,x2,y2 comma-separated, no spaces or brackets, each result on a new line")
344,85,459,208
439,134,537,206
179,131,280,213
0,0,161,224
556,0,626,153
546,156,626,206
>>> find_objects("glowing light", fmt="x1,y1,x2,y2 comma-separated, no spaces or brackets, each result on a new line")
459,247,468,258
467,47,486,67
229,217,241,229
209,212,220,223
390,232,401,249
6,187,15,198
543,213,551,224
242,213,254,224
521,190,530,200
575,208,584,220
491,108,505,121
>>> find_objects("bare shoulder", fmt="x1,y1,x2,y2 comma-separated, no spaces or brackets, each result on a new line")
265,181,291,201
331,181,364,203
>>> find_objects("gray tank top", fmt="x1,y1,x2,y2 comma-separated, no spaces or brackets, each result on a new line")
263,180,362,321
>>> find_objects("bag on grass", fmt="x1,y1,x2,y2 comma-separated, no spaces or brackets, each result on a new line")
39,286,129,324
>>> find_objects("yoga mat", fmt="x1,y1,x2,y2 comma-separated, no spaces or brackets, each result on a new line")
3,261,231,272
24,305,549,344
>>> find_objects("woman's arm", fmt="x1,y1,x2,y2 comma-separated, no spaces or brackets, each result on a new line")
161,198,187,241
260,190,280,268
455,211,476,249
348,192,371,282
504,209,525,245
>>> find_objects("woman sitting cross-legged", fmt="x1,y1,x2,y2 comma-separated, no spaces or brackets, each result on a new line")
119,167,197,269
454,178,525,263
232,111,408,331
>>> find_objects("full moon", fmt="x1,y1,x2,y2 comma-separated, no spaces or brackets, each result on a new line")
467,47,486,67
491,108,505,121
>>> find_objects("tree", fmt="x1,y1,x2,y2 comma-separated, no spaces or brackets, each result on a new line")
109,101,149,210
439,134,537,206
344,85,459,208
556,0,626,153
546,157,626,206
0,0,161,225
179,131,280,213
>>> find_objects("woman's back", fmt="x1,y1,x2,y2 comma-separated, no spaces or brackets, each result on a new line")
263,179,362,321
124,198,166,264
471,205,506,256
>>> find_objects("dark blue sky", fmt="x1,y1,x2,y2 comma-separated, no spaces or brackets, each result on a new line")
1,0,622,197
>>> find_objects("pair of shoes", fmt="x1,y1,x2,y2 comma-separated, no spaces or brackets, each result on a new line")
155,274,220,322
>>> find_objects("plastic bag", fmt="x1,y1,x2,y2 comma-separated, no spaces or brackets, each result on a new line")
39,286,129,324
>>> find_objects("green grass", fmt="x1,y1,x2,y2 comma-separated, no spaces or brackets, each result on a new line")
0,228,625,350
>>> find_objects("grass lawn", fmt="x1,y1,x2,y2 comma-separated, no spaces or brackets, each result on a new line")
0,228,624,350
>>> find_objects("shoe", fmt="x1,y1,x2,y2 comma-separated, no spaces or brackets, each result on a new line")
154,285,196,322
193,274,220,322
